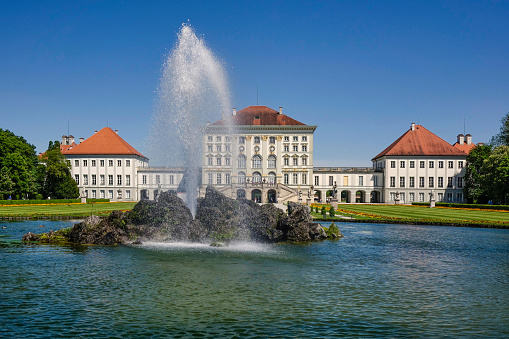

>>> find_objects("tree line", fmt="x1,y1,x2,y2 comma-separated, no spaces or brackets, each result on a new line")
0,129,79,200
465,113,509,204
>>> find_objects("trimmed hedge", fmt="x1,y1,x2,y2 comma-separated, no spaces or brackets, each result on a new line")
0,198,110,205
412,202,509,211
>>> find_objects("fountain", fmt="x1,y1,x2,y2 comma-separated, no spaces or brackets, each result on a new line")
148,23,232,216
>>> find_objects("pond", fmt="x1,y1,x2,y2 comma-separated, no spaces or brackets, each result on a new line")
1,220,508,337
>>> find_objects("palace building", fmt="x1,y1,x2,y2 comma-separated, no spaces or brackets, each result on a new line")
62,106,475,204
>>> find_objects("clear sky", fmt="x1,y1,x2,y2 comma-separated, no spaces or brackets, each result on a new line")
1,0,508,166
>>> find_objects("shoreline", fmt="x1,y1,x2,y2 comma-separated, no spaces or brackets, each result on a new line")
313,217,509,229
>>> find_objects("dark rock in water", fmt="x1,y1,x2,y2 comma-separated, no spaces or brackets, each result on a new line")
131,239,143,245
22,186,339,245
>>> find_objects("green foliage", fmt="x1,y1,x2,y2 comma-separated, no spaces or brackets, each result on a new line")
0,198,109,205
40,141,79,199
465,144,492,203
329,205,335,218
325,222,341,238
321,206,327,218
490,112,509,146
412,202,509,211
481,145,509,204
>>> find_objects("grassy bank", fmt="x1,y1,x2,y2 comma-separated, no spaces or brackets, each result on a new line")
311,204,509,228
0,202,137,220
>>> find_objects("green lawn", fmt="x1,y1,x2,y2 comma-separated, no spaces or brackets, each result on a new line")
0,202,137,218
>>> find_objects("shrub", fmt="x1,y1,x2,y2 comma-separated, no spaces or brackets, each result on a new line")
329,206,335,218
321,206,327,218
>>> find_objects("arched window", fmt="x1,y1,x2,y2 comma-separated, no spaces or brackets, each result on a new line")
238,155,246,168
238,171,246,183
268,155,276,168
252,172,262,183
268,172,276,184
252,155,262,168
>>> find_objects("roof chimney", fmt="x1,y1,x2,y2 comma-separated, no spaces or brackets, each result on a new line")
79,137,84,143
232,107,237,116
411,123,415,131
95,130,98,133
279,107,283,115
68,135,74,144
62,135,67,145
115,130,118,134
457,134,465,145
465,134,472,145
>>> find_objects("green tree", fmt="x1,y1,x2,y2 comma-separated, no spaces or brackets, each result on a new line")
321,206,327,218
490,112,509,146
481,146,509,204
329,205,335,218
464,144,492,203
0,129,41,199
0,167,15,199
40,141,79,199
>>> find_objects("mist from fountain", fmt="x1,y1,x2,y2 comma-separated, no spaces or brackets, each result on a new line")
149,23,232,216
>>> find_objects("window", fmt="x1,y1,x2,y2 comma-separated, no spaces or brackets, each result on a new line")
83,160,88,167
373,176,378,186
429,177,434,187
420,161,425,168
302,145,307,152
117,175,122,185
239,136,245,144
293,136,298,141
108,190,113,199
410,161,415,168
456,193,463,202
359,176,364,186
293,145,298,152
448,161,454,169
208,173,213,185
225,145,230,152
400,177,405,187
254,137,260,144
126,190,130,199
390,177,395,187
329,176,334,186
225,136,231,142
457,177,463,188
268,155,276,168
438,177,443,188
216,145,221,152
208,136,213,142
293,173,298,184
92,175,96,185
238,172,246,183
284,145,289,152
391,161,396,168
169,175,174,185
155,175,160,184
419,177,425,188
419,193,425,202
409,193,415,202
225,158,231,166
208,157,213,166
100,160,105,167
284,136,289,142
438,193,443,201
293,157,298,166
268,172,276,184
284,158,289,166
238,155,246,168
216,157,221,166
448,177,453,187
83,175,88,185
74,160,79,167
91,160,96,167
74,174,79,184
216,136,221,142
100,190,105,199
126,175,130,185
302,157,307,166
208,145,213,152
225,173,231,184
314,176,319,186
302,136,307,141
108,175,113,185
458,161,464,168
343,176,348,186
302,173,307,185
409,177,415,187
100,175,105,185
252,155,262,168
92,190,96,198
439,161,443,168
117,160,122,167
447,193,453,202
269,137,276,144
109,160,113,167
429,161,434,168
284,173,289,184
216,173,222,185
400,161,405,168
253,172,262,183
126,160,130,167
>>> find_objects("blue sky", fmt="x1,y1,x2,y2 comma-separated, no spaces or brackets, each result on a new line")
1,0,508,166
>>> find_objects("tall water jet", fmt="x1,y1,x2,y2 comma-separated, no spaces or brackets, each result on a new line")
149,24,232,216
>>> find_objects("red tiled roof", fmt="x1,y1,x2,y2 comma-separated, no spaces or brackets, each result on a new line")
64,127,147,158
453,142,476,154
372,124,466,160
211,106,306,126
